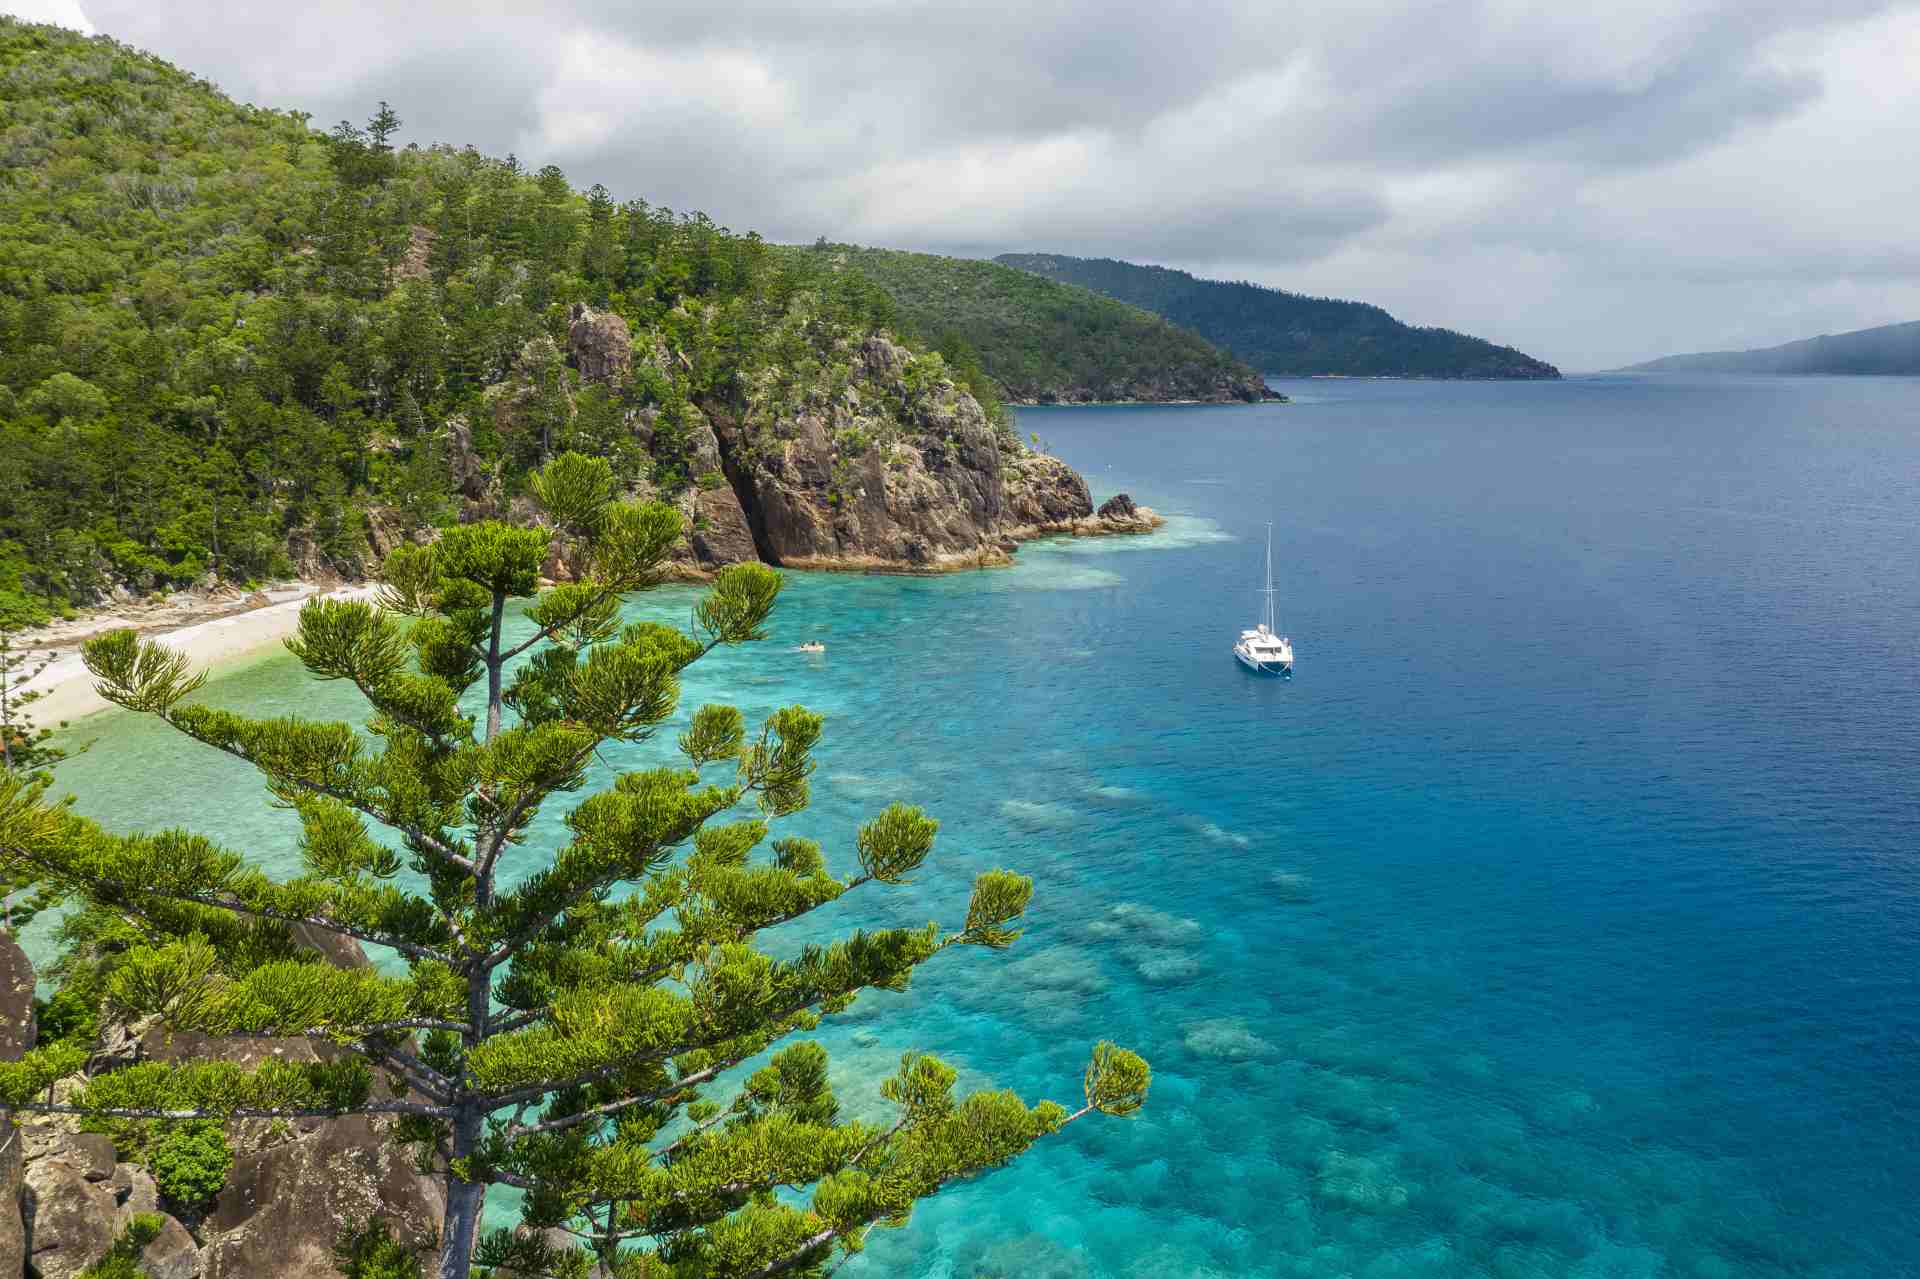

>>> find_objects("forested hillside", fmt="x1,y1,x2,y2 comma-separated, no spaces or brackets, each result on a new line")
0,20,1054,625
1616,319,1920,375
786,244,1277,404
997,253,1561,380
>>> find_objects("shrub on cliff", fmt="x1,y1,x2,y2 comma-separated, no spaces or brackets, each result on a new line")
0,452,1149,1279
147,1119,236,1210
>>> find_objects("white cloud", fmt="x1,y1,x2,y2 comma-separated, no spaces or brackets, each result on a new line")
4,0,93,33
75,0,1920,369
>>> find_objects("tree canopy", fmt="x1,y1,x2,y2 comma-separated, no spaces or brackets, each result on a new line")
0,452,1149,1279
796,243,1273,403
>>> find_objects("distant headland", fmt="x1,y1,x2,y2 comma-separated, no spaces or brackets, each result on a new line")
1612,319,1920,375
994,253,1562,381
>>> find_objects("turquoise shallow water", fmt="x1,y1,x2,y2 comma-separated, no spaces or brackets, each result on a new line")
43,375,1920,1277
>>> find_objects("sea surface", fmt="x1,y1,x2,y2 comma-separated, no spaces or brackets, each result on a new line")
44,375,1920,1277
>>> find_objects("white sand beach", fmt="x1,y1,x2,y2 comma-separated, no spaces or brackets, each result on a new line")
19,584,382,727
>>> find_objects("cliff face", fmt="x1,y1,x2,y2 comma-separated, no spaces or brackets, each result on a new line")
514,313,1154,577
704,335,1106,571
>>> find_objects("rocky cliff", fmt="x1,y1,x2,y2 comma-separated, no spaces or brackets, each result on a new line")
0,935,442,1279
461,308,1159,580
706,333,1136,571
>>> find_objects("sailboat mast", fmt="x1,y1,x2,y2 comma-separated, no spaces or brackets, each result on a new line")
1263,522,1277,633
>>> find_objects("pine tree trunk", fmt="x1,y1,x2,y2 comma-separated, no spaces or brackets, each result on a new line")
438,1125,486,1279
485,592,505,742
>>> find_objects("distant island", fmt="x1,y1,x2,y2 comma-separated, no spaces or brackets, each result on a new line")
786,243,1280,405
1614,319,1920,375
996,253,1562,380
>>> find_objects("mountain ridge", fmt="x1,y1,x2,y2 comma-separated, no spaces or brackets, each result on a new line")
782,243,1280,405
1614,319,1920,375
996,253,1561,380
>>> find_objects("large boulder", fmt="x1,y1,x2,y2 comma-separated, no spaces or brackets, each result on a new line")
136,1214,200,1279
567,304,632,387
109,1161,161,1225
202,1115,443,1279
22,1152,118,1279
1001,452,1094,530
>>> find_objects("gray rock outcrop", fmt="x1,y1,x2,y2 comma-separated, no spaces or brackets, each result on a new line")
135,1214,200,1279
705,335,1099,572
567,304,633,387
203,1114,443,1279
22,1149,117,1279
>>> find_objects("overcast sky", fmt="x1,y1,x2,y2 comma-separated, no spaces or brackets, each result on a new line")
12,0,1920,370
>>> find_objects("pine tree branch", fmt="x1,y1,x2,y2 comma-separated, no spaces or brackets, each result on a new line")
158,715,473,873
497,584,627,664
501,1057,730,1139
736,1108,1097,1279
0,838,454,966
369,1050,456,1106
472,736,603,893
647,1099,737,1164
741,1227,839,1279
484,926,961,1112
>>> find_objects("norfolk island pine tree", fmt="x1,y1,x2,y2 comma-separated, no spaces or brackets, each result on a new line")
0,452,1150,1279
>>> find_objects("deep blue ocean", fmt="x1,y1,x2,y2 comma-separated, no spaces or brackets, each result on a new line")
44,375,1920,1276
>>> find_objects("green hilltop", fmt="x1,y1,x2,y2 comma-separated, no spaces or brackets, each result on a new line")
0,17,927,621
784,243,1277,404
0,19,1274,626
997,253,1561,380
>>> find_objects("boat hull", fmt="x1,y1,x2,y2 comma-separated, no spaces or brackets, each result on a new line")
1234,649,1293,676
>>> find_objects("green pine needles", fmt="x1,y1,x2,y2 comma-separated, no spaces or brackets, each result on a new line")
0,452,1150,1279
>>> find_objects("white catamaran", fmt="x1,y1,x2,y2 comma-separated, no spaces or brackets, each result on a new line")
1232,523,1294,675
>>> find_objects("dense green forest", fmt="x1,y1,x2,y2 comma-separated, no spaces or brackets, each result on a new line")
996,253,1561,380
785,244,1275,403
1616,319,1920,374
0,19,985,626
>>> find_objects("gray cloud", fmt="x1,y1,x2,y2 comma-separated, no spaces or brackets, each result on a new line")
71,0,1920,369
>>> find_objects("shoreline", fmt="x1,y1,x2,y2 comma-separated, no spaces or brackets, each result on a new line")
18,511,1163,726
1013,396,1284,407
21,584,382,727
